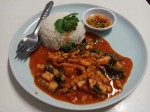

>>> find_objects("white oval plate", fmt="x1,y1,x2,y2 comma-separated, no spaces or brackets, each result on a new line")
9,3,148,110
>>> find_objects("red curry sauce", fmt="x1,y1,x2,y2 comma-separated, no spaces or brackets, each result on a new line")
29,32,133,104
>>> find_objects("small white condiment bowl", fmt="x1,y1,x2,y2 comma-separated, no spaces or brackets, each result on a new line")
82,7,117,31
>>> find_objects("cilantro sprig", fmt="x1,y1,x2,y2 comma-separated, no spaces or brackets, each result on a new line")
54,13,79,33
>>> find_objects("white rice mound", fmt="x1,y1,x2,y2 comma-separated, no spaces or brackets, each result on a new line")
39,12,86,50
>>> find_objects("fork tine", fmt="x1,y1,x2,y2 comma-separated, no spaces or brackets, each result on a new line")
16,42,26,53
20,49,31,60
17,40,24,48
16,43,33,59
15,44,28,58
24,47,30,56
24,50,30,58
18,50,30,62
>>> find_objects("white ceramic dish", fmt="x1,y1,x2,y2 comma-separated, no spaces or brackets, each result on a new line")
9,3,147,110
82,7,117,31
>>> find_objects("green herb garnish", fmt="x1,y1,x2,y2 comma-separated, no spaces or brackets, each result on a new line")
107,66,126,79
60,42,77,53
92,85,102,94
58,66,63,81
79,39,88,50
90,48,101,54
107,53,117,59
108,59,117,67
93,38,97,44
44,65,53,74
55,13,79,33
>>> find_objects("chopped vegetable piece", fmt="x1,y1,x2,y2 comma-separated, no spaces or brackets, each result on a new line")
98,66,106,75
107,53,117,60
60,42,77,53
92,85,102,94
107,66,126,79
90,48,101,54
108,59,117,67
58,66,63,81
79,39,88,50
93,38,97,44
44,65,53,74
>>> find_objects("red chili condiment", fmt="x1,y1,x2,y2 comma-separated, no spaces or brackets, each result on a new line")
86,14,111,28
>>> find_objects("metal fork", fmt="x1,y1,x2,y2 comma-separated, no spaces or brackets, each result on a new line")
16,1,54,59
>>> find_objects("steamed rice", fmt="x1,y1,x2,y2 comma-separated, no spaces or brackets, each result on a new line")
39,12,86,50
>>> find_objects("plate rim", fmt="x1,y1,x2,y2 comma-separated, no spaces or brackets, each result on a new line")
8,3,148,110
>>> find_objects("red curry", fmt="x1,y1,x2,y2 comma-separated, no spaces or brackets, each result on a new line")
29,32,133,104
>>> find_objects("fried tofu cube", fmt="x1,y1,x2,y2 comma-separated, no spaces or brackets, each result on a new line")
37,64,44,69
48,81,58,92
96,56,111,66
89,79,96,88
77,80,86,87
115,79,122,89
42,71,54,81
79,58,94,67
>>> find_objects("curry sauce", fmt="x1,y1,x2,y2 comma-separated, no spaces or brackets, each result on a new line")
29,32,133,104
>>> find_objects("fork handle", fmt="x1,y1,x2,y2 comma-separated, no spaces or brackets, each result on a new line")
33,1,54,35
